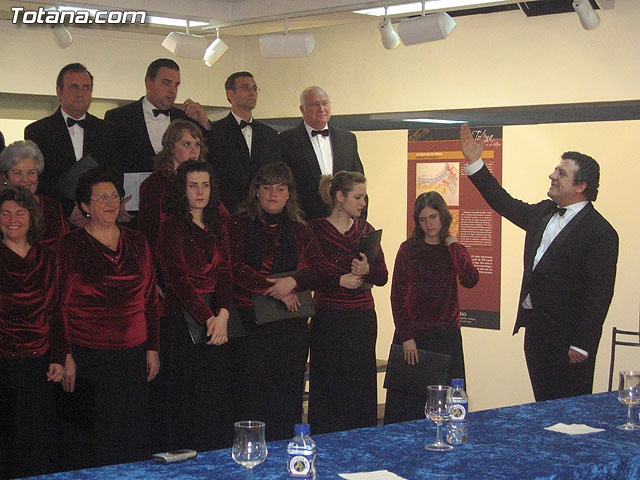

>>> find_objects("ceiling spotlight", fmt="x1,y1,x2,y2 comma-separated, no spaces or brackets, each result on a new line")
203,28,228,67
259,19,315,58
51,24,72,48
162,20,208,59
379,8,400,50
397,11,456,46
573,0,600,30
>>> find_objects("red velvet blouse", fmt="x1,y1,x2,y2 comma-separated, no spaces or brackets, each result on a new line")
0,242,68,364
229,213,326,308
390,239,479,343
310,218,388,311
138,170,173,267
57,227,160,351
159,208,232,324
37,194,71,247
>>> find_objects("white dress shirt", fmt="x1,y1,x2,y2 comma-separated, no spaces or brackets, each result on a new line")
143,96,170,154
231,111,253,155
304,122,333,176
60,109,85,161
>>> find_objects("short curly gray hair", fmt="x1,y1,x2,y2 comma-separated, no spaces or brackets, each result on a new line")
0,140,45,175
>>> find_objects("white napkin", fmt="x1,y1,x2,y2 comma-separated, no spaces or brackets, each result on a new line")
544,423,605,435
339,470,408,480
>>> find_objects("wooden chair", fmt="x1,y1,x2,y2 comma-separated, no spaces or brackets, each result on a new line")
608,327,640,391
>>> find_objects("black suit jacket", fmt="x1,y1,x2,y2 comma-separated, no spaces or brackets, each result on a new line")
104,97,190,173
208,112,282,213
469,164,618,355
24,107,122,214
279,121,365,220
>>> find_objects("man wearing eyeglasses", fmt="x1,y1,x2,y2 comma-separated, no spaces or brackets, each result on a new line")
280,86,365,220
208,71,282,213
25,63,122,217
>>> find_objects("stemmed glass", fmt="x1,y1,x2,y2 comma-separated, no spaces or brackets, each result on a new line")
425,385,453,451
617,371,640,431
232,421,268,479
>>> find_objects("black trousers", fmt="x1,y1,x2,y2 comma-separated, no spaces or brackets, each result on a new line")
0,355,59,480
383,328,465,425
522,309,596,402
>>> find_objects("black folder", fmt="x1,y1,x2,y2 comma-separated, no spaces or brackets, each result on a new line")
181,292,245,344
356,229,382,290
251,270,315,324
383,344,452,396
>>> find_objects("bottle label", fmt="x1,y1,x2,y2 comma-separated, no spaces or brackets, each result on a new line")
448,402,467,420
288,453,314,478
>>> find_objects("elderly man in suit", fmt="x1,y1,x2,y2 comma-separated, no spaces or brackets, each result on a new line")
208,71,281,213
25,63,121,217
459,124,618,401
104,58,212,173
279,86,365,221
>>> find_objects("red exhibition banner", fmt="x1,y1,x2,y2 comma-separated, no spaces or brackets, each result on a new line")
407,127,502,330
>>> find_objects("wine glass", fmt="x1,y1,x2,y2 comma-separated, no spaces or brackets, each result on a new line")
425,385,453,451
232,421,268,479
617,371,640,431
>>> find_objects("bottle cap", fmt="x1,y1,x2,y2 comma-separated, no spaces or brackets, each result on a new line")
294,423,310,435
451,378,465,389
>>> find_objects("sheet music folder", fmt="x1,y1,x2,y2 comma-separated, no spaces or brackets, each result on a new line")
251,270,315,324
356,229,382,290
383,344,452,396
181,292,245,344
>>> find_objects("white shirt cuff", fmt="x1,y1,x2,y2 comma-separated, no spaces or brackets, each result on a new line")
570,345,588,356
464,158,484,176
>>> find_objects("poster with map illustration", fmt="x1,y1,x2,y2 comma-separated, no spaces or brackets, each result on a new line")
407,127,503,330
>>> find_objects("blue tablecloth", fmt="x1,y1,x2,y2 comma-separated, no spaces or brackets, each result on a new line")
24,392,640,479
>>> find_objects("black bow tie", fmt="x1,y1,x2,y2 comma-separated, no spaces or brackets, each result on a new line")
239,120,254,129
152,108,170,117
66,117,87,128
311,129,329,137
553,205,567,217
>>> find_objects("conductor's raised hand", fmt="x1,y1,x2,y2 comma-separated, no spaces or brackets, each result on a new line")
459,124,485,164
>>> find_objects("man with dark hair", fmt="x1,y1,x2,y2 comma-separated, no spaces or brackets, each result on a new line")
104,58,212,173
208,71,281,213
279,86,365,220
459,124,618,401
25,63,121,216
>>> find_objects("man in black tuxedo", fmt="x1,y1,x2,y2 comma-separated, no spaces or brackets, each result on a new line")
24,63,121,216
208,71,281,213
104,58,212,173
460,124,618,401
279,86,365,220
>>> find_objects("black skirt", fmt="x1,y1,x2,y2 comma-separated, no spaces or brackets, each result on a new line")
236,307,309,442
308,308,378,434
383,328,465,425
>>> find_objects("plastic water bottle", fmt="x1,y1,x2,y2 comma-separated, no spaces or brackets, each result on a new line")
287,423,316,479
446,378,468,445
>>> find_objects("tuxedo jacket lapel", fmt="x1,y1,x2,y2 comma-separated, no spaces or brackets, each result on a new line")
134,99,155,159
297,122,322,178
54,109,76,169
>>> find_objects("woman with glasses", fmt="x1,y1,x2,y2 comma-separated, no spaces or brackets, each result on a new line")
384,191,479,424
57,166,160,470
0,140,70,246
157,160,233,451
0,186,67,479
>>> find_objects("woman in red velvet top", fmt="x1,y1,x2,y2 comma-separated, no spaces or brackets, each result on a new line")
0,186,67,479
229,162,325,441
57,166,160,470
383,191,479,425
308,171,388,434
157,160,233,451
0,140,70,247
139,119,207,269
